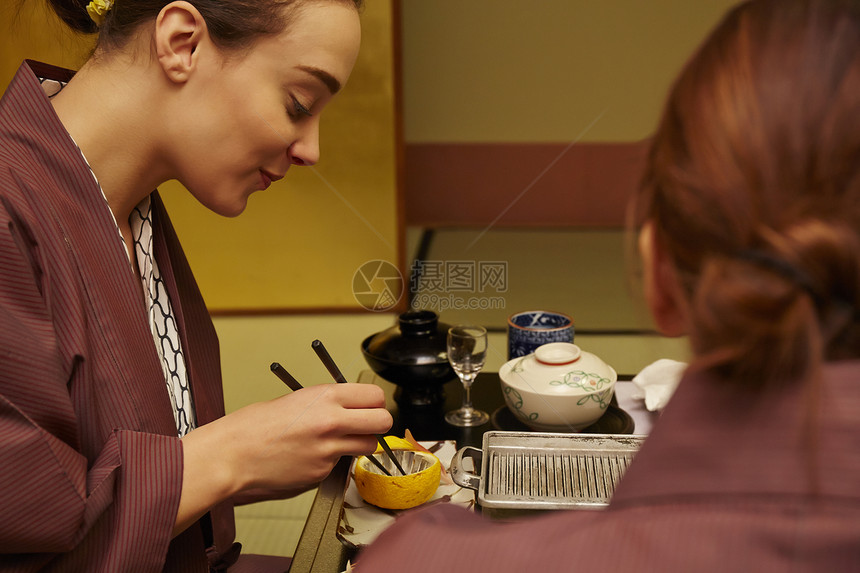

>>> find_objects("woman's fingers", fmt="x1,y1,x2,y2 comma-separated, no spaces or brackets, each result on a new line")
333,434,383,458
329,403,393,436
276,384,392,434
319,381,387,409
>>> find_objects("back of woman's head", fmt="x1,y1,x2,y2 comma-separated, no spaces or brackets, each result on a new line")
637,0,860,386
44,0,362,51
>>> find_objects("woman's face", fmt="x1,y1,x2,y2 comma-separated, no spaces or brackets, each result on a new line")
171,2,361,217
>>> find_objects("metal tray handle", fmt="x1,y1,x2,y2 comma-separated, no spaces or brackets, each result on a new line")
449,446,483,491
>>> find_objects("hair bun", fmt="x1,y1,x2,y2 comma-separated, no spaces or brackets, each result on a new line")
46,0,99,34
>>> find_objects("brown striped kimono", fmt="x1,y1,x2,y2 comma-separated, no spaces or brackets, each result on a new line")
0,61,237,572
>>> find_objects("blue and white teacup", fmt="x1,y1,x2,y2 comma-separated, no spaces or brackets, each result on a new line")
507,310,574,359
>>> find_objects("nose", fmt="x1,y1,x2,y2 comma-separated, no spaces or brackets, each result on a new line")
288,121,320,166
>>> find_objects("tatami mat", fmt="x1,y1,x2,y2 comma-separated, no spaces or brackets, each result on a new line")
233,492,317,558
410,227,689,375
409,228,654,331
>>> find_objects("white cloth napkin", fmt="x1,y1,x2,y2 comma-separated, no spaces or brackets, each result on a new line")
631,359,687,411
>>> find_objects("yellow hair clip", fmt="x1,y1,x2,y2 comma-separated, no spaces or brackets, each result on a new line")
86,0,114,27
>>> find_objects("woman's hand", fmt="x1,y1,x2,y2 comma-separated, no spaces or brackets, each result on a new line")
174,383,392,536
224,383,391,490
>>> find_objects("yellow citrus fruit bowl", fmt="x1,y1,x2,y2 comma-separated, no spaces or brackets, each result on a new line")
353,437,442,510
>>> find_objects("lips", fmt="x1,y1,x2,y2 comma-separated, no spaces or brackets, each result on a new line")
259,170,273,189
259,169,286,190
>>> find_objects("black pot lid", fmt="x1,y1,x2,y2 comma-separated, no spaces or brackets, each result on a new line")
365,310,451,365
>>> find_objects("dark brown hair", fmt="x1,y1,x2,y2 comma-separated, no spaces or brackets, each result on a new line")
634,0,860,386
45,0,363,51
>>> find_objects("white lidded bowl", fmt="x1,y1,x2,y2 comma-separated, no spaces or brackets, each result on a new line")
498,342,617,432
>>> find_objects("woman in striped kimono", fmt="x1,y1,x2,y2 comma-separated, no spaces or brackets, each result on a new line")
0,0,391,570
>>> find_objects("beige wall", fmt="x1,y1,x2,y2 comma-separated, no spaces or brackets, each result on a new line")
215,313,397,412
401,0,741,143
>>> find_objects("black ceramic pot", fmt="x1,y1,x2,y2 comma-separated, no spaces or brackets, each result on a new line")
361,310,457,408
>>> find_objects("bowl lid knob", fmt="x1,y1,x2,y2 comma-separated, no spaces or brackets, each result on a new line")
398,310,439,337
535,343,581,366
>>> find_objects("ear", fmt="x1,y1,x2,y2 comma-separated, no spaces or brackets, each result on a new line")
154,1,208,84
639,221,689,337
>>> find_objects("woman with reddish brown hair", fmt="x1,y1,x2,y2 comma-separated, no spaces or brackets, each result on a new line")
359,0,860,570
636,0,860,385
0,0,392,571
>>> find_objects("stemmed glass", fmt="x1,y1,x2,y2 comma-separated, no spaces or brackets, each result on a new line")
445,325,489,427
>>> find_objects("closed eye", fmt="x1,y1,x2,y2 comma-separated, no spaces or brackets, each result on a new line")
292,98,313,118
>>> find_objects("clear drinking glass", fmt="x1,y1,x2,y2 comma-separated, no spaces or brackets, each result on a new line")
445,325,489,427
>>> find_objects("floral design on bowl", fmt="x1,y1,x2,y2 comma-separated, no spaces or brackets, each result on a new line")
502,386,539,422
499,343,617,432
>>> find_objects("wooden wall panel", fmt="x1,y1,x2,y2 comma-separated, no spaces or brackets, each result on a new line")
405,142,648,228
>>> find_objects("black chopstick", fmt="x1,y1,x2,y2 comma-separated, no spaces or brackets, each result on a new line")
270,359,392,477
311,339,349,384
311,339,407,476
270,362,303,392
363,453,393,476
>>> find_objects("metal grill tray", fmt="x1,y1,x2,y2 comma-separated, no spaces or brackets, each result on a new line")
450,431,646,511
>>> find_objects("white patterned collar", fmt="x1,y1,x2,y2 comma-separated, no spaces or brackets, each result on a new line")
130,197,197,436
